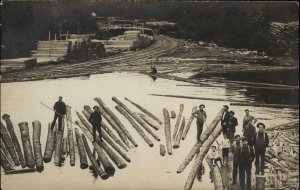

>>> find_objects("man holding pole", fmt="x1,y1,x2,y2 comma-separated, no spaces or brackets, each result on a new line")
192,104,207,142
89,106,103,142
50,96,66,131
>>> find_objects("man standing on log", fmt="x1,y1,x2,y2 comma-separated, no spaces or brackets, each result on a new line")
51,96,66,131
228,111,238,144
253,123,269,175
231,135,241,185
192,104,207,142
221,105,230,136
239,137,255,190
243,109,257,146
89,106,103,142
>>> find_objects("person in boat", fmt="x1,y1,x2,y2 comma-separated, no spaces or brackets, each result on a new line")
151,65,157,75
89,106,103,142
231,135,241,185
50,96,66,131
228,111,238,144
239,137,255,190
243,109,257,146
192,104,207,142
221,105,230,136
253,123,269,175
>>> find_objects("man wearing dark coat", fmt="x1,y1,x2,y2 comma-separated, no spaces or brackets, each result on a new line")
253,123,269,175
89,106,103,142
221,105,230,136
239,137,255,190
51,96,66,131
231,135,241,185
228,111,238,144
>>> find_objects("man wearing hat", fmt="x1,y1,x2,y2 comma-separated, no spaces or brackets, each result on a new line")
243,109,257,146
228,111,238,144
221,105,230,136
51,96,66,131
231,135,241,185
89,106,103,142
253,123,269,175
239,137,255,190
192,104,207,141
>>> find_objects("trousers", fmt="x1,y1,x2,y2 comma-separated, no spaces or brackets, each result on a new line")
92,123,102,141
51,114,63,131
239,162,252,190
255,151,265,173
197,121,204,141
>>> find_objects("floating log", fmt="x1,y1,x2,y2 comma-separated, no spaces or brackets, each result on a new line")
95,98,138,147
256,175,266,190
81,134,109,179
74,128,88,169
18,122,35,168
230,102,299,109
4,168,36,175
0,122,19,166
150,94,233,102
184,114,224,190
1,150,14,171
205,157,224,190
76,121,115,175
112,97,160,141
81,109,128,152
125,97,162,125
173,104,184,140
32,121,44,172
116,105,153,147
173,116,185,149
76,114,130,162
2,114,26,168
177,108,225,173
62,137,67,155
265,120,299,131
140,114,160,130
160,144,166,156
1,139,15,167
92,100,131,149
66,105,76,166
43,123,57,163
182,106,197,140
54,119,64,165
163,108,172,155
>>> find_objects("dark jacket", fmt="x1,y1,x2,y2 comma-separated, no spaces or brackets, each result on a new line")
253,132,269,153
89,111,102,126
54,101,66,115
228,116,238,131
231,142,241,162
243,125,256,146
239,145,255,165
221,111,230,127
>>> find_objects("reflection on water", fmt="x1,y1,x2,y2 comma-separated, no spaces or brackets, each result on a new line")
1,72,298,190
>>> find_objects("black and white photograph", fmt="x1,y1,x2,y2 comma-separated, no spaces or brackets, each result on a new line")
0,1,299,190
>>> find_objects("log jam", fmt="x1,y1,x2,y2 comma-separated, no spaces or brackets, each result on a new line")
19,122,35,168
43,123,57,163
32,121,44,172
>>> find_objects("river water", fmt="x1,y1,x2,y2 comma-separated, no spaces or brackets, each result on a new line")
1,72,298,190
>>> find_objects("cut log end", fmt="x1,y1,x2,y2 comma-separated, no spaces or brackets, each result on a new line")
106,166,116,176
173,145,180,149
149,144,154,147
99,173,109,180
43,158,51,163
117,164,127,169
36,166,44,172
80,163,89,169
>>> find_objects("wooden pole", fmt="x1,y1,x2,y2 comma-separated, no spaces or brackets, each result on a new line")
2,114,26,168
43,123,57,163
125,97,162,125
66,105,75,166
163,108,172,155
74,128,88,169
92,100,131,149
1,139,15,167
115,105,153,147
1,150,14,171
95,98,138,147
173,116,185,149
160,144,166,156
184,116,224,190
81,134,109,179
75,122,115,175
173,104,184,140
82,108,128,152
32,121,44,172
54,119,64,165
177,108,225,173
182,106,197,140
76,113,130,162
18,122,35,168
140,114,160,130
4,168,36,175
112,97,160,141
0,122,19,166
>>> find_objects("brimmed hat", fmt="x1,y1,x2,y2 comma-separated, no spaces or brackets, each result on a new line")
241,137,247,142
93,106,99,110
223,105,229,109
257,123,266,129
199,104,205,108
234,135,240,140
245,109,249,112
211,145,216,148
229,111,235,115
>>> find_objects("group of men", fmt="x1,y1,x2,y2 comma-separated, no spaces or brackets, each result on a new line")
193,104,269,190
50,96,103,142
